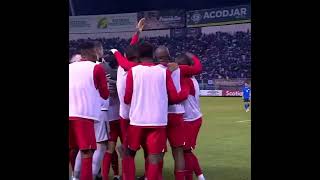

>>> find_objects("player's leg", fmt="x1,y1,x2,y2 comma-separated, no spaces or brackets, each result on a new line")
69,120,79,173
183,120,193,180
72,119,97,180
93,142,107,177
167,114,186,180
93,117,109,179
111,120,121,180
73,151,81,180
119,118,131,179
124,125,143,180
137,144,148,180
111,151,120,179
102,120,119,180
190,118,205,180
244,99,250,112
145,128,167,180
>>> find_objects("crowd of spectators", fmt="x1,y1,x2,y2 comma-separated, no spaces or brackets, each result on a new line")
69,31,251,82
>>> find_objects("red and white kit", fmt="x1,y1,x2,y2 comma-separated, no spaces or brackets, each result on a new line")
124,62,185,154
69,61,109,150
183,76,203,150
158,64,186,148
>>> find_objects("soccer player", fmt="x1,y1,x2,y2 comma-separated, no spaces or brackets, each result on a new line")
69,41,109,180
101,18,145,180
101,51,122,180
176,53,206,180
242,82,251,112
154,46,188,180
119,41,189,180
72,41,112,180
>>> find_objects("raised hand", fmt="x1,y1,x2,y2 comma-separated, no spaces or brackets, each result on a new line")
136,18,146,32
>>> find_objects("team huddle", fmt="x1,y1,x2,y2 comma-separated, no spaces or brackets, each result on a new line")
69,18,205,180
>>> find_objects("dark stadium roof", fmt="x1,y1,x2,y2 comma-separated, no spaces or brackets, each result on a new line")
69,0,250,16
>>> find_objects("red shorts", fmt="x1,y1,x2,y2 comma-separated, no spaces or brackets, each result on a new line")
69,118,97,150
167,113,186,148
109,120,122,143
127,125,167,154
184,118,202,150
119,117,130,146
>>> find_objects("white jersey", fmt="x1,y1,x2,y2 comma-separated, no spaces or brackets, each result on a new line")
158,65,185,114
108,96,120,121
69,61,102,121
129,65,168,126
183,77,202,121
116,66,130,119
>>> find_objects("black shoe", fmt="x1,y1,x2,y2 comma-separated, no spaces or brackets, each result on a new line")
136,175,145,180
95,176,102,180
113,176,121,180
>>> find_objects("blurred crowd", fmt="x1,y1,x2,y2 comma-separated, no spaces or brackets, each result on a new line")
69,31,251,82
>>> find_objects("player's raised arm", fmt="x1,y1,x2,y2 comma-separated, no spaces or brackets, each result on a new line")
110,49,136,71
93,64,109,100
179,52,202,77
130,18,145,45
124,69,134,104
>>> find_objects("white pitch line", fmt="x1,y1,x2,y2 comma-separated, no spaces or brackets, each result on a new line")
236,120,251,123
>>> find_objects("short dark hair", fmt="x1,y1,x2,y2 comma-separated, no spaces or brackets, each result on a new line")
125,45,139,61
93,41,103,48
138,41,154,58
104,51,118,68
176,54,192,65
79,41,96,57
78,41,95,50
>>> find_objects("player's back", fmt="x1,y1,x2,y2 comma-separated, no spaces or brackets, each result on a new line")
69,61,101,120
158,65,185,114
183,76,202,121
130,64,168,126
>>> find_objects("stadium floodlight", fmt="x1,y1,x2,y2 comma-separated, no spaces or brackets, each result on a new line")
69,0,76,16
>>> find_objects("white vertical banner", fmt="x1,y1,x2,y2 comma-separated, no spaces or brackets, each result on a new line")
69,13,138,33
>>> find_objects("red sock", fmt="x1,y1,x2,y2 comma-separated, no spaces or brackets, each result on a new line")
81,157,93,180
184,153,194,180
174,170,186,180
147,163,160,180
102,152,112,180
190,152,202,176
111,152,119,175
126,156,136,180
69,149,78,171
145,158,149,177
159,160,163,180
121,156,129,180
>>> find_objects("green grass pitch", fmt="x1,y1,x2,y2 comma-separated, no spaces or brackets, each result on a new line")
131,97,251,180
70,97,251,180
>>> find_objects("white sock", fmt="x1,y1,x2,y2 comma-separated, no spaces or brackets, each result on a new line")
92,143,107,176
73,152,81,179
198,174,205,180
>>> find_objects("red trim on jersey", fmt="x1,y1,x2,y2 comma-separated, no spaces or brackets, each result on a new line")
93,64,109,100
